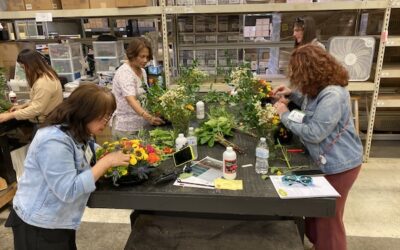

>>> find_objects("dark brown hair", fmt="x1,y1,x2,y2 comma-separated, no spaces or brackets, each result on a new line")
288,44,349,98
126,37,153,61
43,83,116,143
294,16,317,48
17,49,59,87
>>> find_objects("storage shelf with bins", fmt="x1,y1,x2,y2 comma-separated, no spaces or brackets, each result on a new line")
48,43,83,82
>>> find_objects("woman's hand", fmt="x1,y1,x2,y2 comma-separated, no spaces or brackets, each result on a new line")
0,112,15,123
101,151,130,168
92,151,130,181
271,85,292,99
143,112,165,126
274,101,289,116
9,104,27,112
149,116,165,126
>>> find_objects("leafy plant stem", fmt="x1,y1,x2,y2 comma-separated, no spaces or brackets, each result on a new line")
215,132,245,154
277,139,291,169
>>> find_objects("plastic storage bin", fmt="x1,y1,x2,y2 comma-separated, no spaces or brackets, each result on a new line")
49,43,83,82
48,43,82,59
58,72,81,83
95,58,124,72
51,58,82,74
93,41,124,58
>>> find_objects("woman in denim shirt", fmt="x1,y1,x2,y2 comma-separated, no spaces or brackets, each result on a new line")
5,84,130,250
272,44,362,250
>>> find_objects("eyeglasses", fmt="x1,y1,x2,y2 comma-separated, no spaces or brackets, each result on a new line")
282,175,313,186
102,115,112,123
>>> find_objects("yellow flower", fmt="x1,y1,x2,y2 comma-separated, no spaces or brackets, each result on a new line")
134,148,146,160
131,139,141,148
129,155,137,165
185,104,194,111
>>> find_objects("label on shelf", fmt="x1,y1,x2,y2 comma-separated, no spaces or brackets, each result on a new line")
381,31,388,43
36,13,53,22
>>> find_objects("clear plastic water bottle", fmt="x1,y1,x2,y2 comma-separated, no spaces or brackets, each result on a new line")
255,137,269,174
187,127,198,160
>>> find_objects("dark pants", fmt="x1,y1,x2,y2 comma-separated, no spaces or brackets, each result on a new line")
5,208,77,250
305,165,361,250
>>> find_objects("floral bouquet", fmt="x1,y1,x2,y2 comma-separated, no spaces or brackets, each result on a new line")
96,138,162,186
144,62,207,136
159,86,195,135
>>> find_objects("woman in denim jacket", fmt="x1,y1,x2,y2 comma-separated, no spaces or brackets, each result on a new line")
272,44,362,250
5,84,130,250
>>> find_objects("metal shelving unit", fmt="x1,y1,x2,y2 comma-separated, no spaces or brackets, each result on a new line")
364,0,399,161
0,0,395,161
164,1,388,14
0,7,163,19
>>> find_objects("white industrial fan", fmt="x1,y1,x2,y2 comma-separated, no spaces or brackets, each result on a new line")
328,36,375,81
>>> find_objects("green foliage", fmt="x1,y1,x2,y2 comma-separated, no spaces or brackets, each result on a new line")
0,68,11,113
195,106,236,147
148,128,175,148
144,82,166,115
203,90,230,105
177,60,208,104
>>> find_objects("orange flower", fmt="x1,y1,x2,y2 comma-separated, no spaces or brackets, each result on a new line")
147,152,161,164
163,147,174,154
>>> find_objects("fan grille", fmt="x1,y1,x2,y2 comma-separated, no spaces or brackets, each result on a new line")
328,36,375,81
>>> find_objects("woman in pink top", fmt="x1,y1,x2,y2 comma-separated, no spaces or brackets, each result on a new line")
111,37,164,139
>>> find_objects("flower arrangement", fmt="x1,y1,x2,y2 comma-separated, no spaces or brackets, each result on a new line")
145,62,207,135
96,138,163,186
228,65,279,134
159,86,195,135
254,101,280,130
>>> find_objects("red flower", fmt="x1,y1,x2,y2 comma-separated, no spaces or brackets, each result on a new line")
146,144,156,153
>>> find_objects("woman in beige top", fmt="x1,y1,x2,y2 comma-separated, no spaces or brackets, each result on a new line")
0,49,63,124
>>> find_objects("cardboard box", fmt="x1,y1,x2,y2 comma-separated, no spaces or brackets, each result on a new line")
116,0,150,7
90,0,116,8
0,42,35,80
7,0,26,11
61,0,89,9
24,0,62,10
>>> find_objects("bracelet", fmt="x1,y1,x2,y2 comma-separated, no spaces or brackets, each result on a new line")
140,111,146,117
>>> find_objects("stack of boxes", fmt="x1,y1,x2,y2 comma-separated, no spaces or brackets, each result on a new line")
48,43,83,82
6,0,151,11
175,0,242,5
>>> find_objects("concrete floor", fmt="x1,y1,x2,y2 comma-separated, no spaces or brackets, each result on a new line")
1,141,399,249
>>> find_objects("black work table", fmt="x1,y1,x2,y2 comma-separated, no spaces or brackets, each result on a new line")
88,132,336,218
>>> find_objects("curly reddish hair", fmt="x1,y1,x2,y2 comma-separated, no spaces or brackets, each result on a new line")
288,44,349,98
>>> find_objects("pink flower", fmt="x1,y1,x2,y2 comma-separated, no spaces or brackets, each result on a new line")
146,144,156,153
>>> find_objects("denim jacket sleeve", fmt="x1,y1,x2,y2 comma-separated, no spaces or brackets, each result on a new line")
288,91,305,108
281,88,343,144
36,135,96,204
